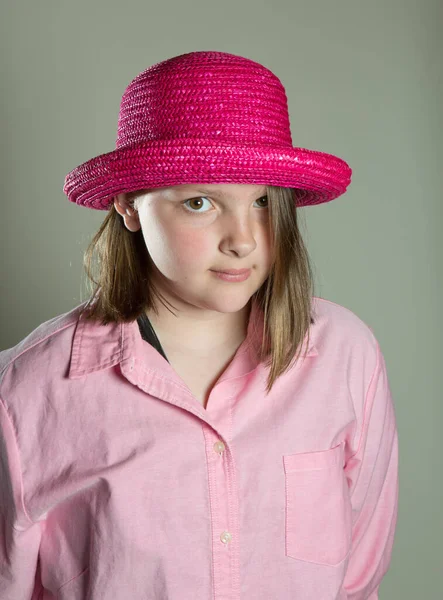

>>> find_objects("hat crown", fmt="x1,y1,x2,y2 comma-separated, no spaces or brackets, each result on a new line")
116,51,293,149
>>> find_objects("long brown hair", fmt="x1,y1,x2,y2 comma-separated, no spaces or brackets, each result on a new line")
81,186,317,394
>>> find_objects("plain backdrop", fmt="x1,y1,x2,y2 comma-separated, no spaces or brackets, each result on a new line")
1,1,442,597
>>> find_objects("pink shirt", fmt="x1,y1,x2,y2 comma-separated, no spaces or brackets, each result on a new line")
0,296,399,599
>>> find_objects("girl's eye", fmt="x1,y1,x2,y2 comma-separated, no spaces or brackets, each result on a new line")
182,195,268,215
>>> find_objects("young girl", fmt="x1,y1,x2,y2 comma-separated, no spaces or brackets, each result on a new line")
0,51,399,599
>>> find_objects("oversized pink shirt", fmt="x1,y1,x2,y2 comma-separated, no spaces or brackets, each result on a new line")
0,296,399,599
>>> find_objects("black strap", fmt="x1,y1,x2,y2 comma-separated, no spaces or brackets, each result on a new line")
136,313,170,363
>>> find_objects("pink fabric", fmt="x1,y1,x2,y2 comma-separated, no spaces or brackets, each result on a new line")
0,296,399,599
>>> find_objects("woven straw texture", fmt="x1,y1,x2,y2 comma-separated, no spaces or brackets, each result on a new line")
63,51,352,210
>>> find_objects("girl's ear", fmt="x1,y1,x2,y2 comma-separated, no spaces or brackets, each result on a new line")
114,194,141,232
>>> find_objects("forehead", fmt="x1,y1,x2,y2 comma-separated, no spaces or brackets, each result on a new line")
153,183,268,199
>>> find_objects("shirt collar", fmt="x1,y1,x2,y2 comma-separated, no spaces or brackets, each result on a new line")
68,297,318,380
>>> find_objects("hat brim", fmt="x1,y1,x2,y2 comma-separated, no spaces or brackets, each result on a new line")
63,140,352,210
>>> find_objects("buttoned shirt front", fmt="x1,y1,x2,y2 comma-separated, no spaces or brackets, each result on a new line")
0,295,399,599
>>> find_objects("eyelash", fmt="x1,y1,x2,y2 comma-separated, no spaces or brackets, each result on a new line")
181,196,269,216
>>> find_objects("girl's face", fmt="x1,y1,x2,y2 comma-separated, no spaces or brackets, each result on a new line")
114,183,273,316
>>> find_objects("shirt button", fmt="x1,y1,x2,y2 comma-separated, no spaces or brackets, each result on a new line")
220,531,232,544
213,440,225,454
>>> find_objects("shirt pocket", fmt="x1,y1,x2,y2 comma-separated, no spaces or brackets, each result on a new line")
283,441,352,566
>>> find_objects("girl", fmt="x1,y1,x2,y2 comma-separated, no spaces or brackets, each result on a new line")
0,51,399,599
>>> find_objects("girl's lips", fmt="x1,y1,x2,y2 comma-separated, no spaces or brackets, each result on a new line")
212,269,251,275
211,269,251,282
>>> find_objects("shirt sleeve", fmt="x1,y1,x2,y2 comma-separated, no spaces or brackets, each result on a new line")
0,394,43,599
342,341,399,599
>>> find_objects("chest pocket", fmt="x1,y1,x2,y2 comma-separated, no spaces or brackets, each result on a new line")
283,441,352,566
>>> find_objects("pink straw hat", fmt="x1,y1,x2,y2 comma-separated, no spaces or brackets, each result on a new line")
63,50,352,210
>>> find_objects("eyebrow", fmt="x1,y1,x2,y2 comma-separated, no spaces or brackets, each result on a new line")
188,187,267,200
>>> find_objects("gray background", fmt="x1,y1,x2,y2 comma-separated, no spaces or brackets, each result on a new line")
1,1,442,597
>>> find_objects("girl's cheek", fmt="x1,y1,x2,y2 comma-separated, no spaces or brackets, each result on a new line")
175,229,211,259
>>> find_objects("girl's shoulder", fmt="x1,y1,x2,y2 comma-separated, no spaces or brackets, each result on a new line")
313,295,376,332
0,301,89,379
311,295,380,358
